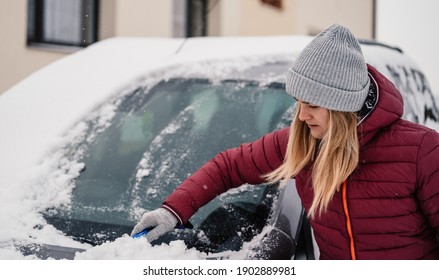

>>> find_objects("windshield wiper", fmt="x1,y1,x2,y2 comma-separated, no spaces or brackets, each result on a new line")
43,214,133,246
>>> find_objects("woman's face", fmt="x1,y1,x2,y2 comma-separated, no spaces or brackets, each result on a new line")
296,100,330,139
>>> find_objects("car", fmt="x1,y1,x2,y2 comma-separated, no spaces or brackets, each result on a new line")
0,35,437,260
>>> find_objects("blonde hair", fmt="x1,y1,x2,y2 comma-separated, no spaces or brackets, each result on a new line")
266,105,359,219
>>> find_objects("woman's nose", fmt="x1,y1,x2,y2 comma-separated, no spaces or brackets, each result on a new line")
298,103,311,121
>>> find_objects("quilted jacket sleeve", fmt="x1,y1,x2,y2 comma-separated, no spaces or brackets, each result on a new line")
416,129,439,235
163,127,289,224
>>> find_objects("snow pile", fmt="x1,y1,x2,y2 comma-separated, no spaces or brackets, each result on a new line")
74,236,207,260
72,223,275,260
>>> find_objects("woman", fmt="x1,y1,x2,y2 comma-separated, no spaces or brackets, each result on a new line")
131,24,439,259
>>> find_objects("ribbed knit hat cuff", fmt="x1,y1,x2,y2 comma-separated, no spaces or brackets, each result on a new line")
286,68,370,112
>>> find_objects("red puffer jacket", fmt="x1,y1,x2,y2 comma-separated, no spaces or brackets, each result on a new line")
163,65,439,259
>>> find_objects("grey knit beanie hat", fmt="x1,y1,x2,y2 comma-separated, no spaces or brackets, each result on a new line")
286,24,370,112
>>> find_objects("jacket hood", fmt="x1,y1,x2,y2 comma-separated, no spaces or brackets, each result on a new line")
358,64,404,147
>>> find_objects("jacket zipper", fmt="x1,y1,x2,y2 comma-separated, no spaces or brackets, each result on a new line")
342,180,357,260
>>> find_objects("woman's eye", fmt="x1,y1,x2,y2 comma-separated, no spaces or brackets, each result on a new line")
309,105,319,109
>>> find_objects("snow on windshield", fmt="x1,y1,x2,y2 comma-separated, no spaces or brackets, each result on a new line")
74,224,274,260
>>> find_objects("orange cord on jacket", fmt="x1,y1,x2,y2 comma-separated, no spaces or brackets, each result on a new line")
342,180,357,260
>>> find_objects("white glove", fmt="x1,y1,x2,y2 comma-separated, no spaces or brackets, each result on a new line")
131,208,178,242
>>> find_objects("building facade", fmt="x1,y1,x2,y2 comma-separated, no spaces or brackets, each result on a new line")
0,0,374,94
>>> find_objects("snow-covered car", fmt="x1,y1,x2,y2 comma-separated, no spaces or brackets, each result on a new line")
0,36,437,260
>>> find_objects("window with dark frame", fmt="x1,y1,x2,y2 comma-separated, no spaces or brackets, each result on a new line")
174,0,218,38
27,0,99,48
186,0,208,37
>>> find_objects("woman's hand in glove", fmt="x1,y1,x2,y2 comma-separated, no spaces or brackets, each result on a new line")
131,208,178,242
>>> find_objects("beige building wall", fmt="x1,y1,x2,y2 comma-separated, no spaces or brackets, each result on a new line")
100,0,173,39
295,0,374,38
216,0,297,36
211,0,373,38
114,0,173,37
0,0,66,94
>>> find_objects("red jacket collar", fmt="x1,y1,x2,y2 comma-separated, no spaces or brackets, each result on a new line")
358,64,404,147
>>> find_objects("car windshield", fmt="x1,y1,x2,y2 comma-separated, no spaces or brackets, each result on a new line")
44,77,295,248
